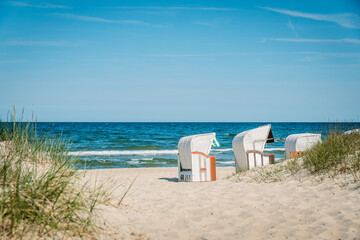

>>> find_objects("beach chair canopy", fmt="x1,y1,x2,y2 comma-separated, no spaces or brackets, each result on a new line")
232,124,274,170
345,129,360,134
285,133,321,159
178,133,218,170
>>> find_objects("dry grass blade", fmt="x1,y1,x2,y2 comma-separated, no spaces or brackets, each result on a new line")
117,177,137,207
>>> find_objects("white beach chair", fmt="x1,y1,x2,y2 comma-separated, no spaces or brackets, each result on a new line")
344,129,360,134
232,124,275,171
285,133,321,159
177,133,220,182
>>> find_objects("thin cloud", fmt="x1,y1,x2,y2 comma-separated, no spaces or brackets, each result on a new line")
258,38,266,43
143,53,259,57
269,38,360,44
146,53,221,57
55,13,118,24
297,52,360,62
8,1,71,9
111,6,236,11
147,52,360,59
0,40,78,46
54,13,165,27
261,7,360,29
287,18,298,38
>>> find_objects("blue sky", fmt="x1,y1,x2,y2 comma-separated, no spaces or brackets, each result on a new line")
0,0,359,122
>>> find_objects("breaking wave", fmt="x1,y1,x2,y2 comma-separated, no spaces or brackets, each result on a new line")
211,148,233,152
69,150,178,156
264,148,285,152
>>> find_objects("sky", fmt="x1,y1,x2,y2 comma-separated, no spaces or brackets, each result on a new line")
0,0,359,122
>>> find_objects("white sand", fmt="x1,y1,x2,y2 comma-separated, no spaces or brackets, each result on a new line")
83,167,360,240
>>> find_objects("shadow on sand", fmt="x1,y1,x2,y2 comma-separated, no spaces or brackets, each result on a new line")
159,177,179,183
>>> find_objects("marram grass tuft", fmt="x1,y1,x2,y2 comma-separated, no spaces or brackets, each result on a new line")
0,116,112,238
302,129,360,180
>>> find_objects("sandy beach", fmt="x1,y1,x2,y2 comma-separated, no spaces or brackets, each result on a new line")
83,167,360,240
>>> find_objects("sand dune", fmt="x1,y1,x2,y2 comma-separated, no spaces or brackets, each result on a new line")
83,167,360,240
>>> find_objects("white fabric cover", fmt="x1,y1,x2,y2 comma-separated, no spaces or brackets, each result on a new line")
232,124,272,171
178,133,216,170
345,129,360,134
285,133,321,159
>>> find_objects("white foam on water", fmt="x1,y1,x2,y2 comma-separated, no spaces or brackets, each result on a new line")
69,148,284,157
129,158,153,161
264,148,285,152
129,160,140,164
218,161,234,165
211,148,233,152
275,138,286,142
69,150,178,156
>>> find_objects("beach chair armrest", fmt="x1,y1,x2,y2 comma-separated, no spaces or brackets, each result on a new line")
191,151,212,158
246,150,274,157
191,151,216,181
246,150,275,167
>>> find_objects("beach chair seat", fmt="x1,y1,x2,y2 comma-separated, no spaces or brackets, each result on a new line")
246,150,275,169
232,124,275,171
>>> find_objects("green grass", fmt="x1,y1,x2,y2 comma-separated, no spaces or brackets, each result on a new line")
302,129,360,180
0,111,113,238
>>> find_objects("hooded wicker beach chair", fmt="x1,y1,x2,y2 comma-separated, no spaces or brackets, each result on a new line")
177,133,220,182
232,124,275,171
285,133,321,159
344,129,360,134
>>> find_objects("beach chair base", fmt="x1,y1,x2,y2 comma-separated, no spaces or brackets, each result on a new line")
178,152,216,182
179,171,192,182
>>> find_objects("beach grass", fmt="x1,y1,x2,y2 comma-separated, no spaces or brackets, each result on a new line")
0,110,113,238
302,129,360,180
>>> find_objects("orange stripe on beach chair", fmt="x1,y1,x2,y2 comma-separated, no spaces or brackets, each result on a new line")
290,151,303,158
191,152,216,181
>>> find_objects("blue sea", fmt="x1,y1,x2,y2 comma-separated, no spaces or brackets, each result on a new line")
34,122,359,169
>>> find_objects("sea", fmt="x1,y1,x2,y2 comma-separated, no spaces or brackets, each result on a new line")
34,122,359,170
